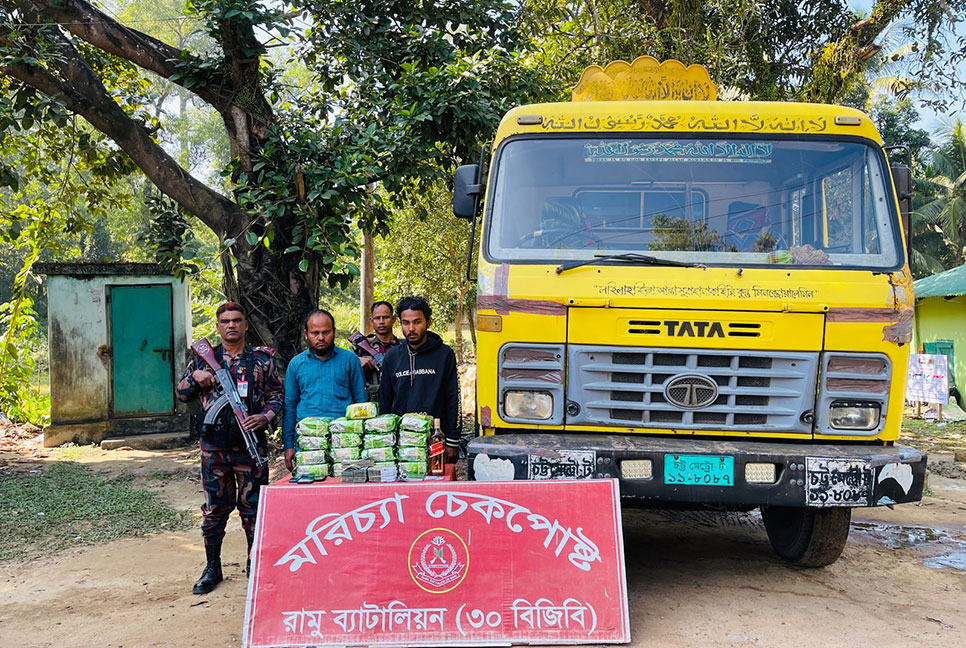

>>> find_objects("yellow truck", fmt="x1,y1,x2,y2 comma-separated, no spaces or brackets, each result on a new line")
452,58,925,567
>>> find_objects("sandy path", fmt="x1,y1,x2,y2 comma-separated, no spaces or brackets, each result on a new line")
1,449,964,647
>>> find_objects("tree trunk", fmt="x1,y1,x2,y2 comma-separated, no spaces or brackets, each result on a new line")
454,290,464,364
360,230,375,334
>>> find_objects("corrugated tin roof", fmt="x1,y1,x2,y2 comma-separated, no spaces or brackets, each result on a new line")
914,264,966,298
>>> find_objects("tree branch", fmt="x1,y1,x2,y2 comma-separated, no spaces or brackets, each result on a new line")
25,0,234,114
1,28,236,233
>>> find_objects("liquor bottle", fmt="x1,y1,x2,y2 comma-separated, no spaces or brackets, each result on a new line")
428,418,444,476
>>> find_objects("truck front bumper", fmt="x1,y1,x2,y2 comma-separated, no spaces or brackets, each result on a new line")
467,433,926,508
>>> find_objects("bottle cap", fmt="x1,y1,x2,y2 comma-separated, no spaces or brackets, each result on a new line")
433,418,440,427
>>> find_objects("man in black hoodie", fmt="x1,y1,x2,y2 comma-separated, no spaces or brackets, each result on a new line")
379,296,460,460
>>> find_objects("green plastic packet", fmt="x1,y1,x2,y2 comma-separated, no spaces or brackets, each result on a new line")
364,414,401,433
398,430,428,447
294,464,330,479
363,433,396,449
398,461,427,480
346,402,379,420
296,416,332,437
330,446,362,461
297,435,329,451
330,432,363,448
398,446,427,462
400,413,434,432
330,418,364,434
295,450,328,465
361,447,396,462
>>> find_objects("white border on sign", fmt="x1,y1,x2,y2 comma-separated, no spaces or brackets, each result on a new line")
242,480,631,647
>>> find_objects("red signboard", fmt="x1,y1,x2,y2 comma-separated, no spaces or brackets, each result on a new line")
243,480,629,647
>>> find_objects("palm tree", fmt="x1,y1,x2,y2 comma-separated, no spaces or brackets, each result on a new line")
913,119,966,278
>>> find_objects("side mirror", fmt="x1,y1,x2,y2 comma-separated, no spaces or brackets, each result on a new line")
890,163,913,262
453,164,482,220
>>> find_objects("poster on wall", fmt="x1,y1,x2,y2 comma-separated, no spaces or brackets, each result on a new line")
905,353,949,404
243,480,630,647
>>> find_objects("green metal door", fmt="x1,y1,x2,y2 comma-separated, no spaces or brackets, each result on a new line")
109,284,175,416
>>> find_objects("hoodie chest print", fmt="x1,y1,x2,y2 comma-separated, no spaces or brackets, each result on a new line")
394,368,437,378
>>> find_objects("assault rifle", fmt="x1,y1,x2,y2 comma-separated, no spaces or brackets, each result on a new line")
348,331,386,367
191,338,267,466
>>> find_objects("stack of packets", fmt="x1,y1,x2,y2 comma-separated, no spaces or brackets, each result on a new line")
293,402,435,483
397,413,433,480
293,416,332,480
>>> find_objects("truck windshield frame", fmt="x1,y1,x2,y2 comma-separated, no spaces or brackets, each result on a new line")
482,133,904,272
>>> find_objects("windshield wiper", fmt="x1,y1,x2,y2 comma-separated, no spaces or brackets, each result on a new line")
555,253,696,275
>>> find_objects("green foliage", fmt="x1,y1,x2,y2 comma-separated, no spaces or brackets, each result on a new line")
649,214,737,252
374,181,477,328
912,119,966,278
141,193,208,279
0,462,193,561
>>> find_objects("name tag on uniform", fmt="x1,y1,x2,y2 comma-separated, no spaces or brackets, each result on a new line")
237,380,249,397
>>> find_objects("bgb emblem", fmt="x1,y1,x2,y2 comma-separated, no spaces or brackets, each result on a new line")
408,528,468,593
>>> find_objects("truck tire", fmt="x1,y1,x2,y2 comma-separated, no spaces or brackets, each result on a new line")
761,506,851,567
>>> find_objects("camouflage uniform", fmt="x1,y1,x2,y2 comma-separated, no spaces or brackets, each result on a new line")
177,345,283,546
353,334,398,401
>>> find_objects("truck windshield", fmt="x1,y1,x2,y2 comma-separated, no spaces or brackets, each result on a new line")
486,137,901,269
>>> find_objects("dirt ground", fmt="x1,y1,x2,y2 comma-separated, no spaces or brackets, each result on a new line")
1,442,965,648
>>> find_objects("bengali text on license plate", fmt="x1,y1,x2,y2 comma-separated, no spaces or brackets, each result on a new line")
664,454,734,486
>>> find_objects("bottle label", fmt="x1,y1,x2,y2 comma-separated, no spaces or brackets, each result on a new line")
429,442,444,456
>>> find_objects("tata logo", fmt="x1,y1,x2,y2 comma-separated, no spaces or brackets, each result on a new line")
663,320,724,337
629,319,762,338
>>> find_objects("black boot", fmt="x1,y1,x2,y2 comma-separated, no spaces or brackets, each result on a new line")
246,534,254,576
192,543,223,595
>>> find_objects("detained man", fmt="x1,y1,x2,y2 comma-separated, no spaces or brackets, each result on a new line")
282,309,366,471
378,296,460,461
352,300,399,400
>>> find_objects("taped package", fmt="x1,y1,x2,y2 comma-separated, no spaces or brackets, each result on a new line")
295,450,328,465
361,446,396,462
398,430,428,447
363,433,396,449
329,418,364,435
332,458,373,477
330,446,362,461
330,432,363,448
297,435,328,451
398,461,427,480
346,402,379,420
400,413,434,432
296,416,332,437
364,414,401,433
294,464,330,480
398,446,427,462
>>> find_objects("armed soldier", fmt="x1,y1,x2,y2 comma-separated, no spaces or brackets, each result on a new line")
350,300,399,399
177,302,283,595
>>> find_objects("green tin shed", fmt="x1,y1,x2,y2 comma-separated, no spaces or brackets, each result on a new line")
37,263,191,447
913,264,966,407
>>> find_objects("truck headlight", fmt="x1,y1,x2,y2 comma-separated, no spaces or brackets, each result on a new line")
829,400,881,430
504,390,553,420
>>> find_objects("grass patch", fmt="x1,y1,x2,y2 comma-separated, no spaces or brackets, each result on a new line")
0,462,193,562
900,417,966,455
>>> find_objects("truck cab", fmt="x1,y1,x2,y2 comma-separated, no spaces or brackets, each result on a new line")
453,58,925,567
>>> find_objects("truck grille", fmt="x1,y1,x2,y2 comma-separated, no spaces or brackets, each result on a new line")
567,345,818,432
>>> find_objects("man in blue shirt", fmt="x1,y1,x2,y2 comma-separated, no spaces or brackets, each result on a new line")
283,308,366,471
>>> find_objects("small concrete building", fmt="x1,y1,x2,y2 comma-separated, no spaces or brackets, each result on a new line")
913,263,966,407
37,263,191,447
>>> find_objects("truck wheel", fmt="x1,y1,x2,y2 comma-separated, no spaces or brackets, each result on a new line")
761,506,851,567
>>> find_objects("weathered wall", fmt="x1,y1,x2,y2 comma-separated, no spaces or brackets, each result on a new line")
913,296,966,392
45,273,189,428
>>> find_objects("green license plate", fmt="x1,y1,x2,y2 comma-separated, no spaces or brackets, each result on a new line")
664,454,734,487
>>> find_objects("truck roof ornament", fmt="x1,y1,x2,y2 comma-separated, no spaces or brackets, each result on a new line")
571,56,717,102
